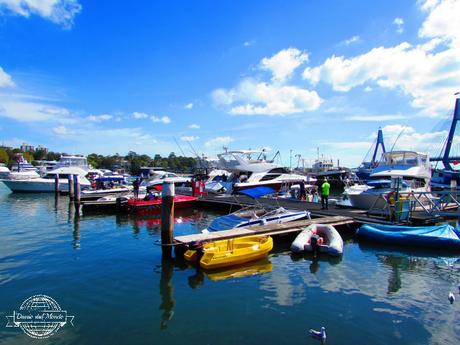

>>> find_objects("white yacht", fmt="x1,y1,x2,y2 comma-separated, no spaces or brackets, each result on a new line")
216,149,308,192
345,151,431,210
6,155,40,180
0,163,10,179
1,155,91,192
140,170,191,189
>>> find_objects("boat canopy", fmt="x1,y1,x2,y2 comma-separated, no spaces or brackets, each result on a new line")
237,186,276,198
95,176,125,182
208,214,247,231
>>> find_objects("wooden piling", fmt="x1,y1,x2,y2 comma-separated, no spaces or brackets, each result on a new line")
73,175,81,204
54,174,60,194
161,180,175,258
68,174,74,200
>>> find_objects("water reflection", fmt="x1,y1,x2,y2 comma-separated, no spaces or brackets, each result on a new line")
115,209,209,237
159,258,175,330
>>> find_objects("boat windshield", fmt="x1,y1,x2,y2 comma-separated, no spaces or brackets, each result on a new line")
382,152,428,166
58,156,88,167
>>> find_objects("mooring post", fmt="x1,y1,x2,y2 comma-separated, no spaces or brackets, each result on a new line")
54,174,60,194
73,175,81,205
161,180,175,258
68,174,74,200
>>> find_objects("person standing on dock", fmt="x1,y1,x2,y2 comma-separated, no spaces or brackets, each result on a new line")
299,180,306,200
321,178,330,210
133,178,140,199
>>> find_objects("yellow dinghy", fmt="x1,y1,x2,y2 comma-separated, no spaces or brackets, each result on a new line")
184,235,273,270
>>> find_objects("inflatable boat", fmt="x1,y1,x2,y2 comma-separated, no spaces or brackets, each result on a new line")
184,235,273,270
291,224,344,256
356,223,460,249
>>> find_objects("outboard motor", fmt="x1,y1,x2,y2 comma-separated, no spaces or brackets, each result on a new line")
310,234,321,258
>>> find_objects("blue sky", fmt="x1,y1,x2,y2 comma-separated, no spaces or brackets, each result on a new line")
0,0,459,167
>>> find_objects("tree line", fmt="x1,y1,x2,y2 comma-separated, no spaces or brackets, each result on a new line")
0,147,197,175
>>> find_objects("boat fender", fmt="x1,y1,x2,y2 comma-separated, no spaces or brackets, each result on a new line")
260,219,267,225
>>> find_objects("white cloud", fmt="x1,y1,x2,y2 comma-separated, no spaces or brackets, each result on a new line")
58,127,164,155
261,48,309,82
419,0,460,45
0,0,82,28
87,114,112,122
132,111,149,119
302,1,460,116
52,125,70,135
347,114,406,122
189,124,200,129
342,35,361,46
184,103,193,109
378,124,447,153
213,78,322,116
151,115,171,124
180,136,199,142
204,136,234,149
0,98,75,122
393,17,404,33
0,67,15,88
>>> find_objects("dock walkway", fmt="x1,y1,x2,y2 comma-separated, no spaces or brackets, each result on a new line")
175,215,354,245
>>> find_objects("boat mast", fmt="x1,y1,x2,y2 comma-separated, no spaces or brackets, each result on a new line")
371,128,386,164
443,97,460,170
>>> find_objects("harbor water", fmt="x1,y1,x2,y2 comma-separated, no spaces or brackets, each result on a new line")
0,184,459,345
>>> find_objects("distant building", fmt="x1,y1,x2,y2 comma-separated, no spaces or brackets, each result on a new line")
20,143,35,152
36,145,48,154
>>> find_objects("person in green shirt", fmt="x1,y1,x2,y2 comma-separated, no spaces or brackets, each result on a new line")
321,178,330,209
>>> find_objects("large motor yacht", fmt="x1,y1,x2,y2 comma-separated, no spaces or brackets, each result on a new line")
1,155,91,192
345,151,431,210
216,149,308,192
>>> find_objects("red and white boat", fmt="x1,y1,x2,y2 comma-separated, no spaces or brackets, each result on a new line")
126,195,197,214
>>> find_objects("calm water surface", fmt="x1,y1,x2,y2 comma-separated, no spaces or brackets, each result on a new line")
0,184,459,345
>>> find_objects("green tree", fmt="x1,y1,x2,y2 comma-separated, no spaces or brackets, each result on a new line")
0,148,8,165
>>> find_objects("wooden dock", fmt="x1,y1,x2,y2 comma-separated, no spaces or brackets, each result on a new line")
175,215,354,245
173,192,455,246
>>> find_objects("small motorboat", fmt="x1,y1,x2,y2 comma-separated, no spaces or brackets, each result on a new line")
126,195,197,214
356,223,460,249
204,205,309,232
291,224,344,256
184,235,273,270
81,187,130,201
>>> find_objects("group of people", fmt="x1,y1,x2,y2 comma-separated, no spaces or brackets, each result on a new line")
297,178,330,210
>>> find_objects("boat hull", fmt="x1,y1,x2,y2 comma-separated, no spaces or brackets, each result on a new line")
184,235,273,270
1,179,90,193
126,195,197,214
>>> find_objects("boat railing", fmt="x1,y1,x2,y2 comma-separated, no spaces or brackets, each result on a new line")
368,190,460,221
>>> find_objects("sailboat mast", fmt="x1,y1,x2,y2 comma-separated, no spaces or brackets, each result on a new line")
443,97,460,170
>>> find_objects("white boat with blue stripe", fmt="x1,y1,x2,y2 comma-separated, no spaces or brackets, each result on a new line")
202,187,310,232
